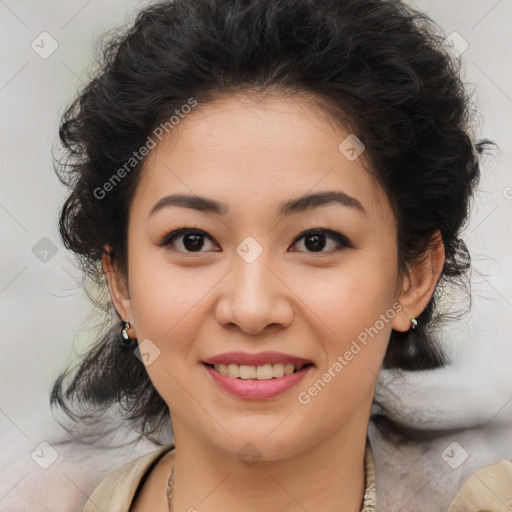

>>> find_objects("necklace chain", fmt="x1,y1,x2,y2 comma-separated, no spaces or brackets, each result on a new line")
166,451,175,512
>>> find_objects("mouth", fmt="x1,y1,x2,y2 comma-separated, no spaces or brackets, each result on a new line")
202,357,314,400
203,362,314,380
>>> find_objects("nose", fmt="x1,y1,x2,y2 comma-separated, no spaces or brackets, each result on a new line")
214,250,294,335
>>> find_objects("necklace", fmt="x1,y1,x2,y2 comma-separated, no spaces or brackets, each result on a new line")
166,451,176,512
166,442,376,512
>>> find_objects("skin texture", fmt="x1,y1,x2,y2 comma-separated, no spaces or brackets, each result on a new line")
103,94,445,512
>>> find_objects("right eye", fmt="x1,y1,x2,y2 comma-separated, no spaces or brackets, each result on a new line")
159,228,220,253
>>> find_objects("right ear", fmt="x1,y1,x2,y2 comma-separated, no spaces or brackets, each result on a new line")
102,244,133,322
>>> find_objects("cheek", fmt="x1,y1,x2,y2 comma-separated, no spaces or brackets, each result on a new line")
300,249,397,328
303,251,398,382
129,266,209,345
296,268,396,422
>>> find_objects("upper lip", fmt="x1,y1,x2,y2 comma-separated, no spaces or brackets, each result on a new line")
203,351,314,367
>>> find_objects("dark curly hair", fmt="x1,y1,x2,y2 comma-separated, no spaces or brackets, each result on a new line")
50,0,493,446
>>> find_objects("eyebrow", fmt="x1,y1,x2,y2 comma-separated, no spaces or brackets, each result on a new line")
149,190,367,218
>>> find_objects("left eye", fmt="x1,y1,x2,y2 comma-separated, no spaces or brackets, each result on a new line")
159,228,352,254
290,229,352,253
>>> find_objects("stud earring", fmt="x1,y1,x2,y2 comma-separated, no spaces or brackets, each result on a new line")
120,321,137,346
410,317,418,330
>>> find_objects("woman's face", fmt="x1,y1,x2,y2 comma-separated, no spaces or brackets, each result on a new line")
111,94,409,459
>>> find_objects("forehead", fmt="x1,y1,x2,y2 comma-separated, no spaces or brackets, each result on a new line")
132,94,392,222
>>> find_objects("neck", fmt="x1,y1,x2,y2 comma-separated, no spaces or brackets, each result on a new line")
170,419,369,512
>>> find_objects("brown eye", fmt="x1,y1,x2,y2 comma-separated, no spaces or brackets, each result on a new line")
160,228,218,253
290,228,352,254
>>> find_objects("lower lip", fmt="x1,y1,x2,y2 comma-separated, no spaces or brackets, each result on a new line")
203,363,313,400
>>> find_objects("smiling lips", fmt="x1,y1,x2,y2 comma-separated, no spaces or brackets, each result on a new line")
203,351,313,379
202,351,314,399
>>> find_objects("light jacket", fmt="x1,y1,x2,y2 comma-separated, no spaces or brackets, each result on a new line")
81,441,512,511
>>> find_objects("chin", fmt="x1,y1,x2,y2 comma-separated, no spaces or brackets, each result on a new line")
207,430,307,463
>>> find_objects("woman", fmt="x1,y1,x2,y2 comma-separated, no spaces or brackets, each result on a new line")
50,0,511,510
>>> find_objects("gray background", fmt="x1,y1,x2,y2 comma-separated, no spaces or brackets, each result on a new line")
1,1,511,510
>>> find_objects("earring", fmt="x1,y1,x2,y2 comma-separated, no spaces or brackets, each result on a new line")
410,317,418,330
120,321,137,346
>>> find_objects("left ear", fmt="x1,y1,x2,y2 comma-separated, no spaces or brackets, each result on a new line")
391,230,445,332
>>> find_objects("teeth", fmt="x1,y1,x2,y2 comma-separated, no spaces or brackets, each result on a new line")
213,362,303,379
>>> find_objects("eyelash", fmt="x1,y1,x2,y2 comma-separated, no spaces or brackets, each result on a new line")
159,227,353,255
